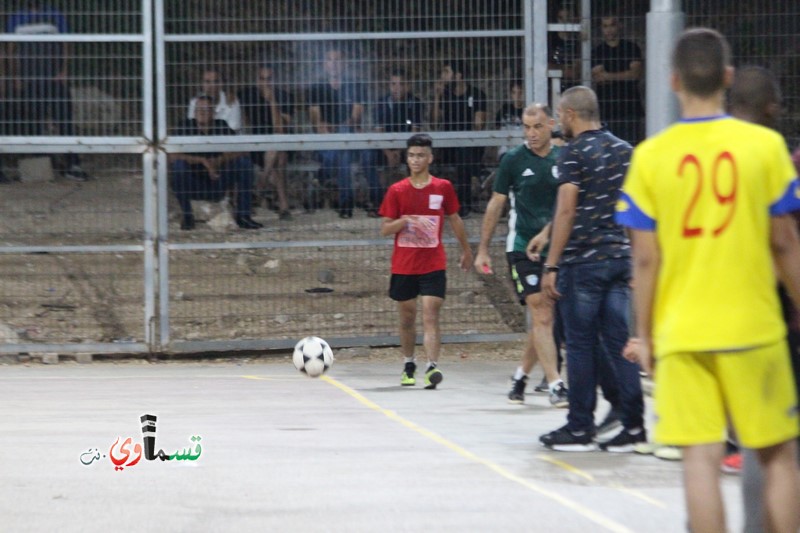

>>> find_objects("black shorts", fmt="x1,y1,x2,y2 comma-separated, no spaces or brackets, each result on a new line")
389,270,447,301
506,251,543,304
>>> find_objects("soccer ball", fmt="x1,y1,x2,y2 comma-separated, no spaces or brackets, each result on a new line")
293,336,334,378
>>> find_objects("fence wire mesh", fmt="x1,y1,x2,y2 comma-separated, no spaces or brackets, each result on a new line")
1,1,798,354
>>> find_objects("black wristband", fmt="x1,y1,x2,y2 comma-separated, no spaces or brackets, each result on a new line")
543,264,559,273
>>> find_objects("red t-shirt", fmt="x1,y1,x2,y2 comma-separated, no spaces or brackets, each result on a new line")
378,176,460,274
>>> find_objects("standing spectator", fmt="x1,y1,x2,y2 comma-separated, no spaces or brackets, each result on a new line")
169,95,261,231
6,0,89,181
474,103,569,407
308,47,366,219
494,80,525,160
539,86,644,452
379,133,472,390
238,64,294,220
591,15,644,145
431,60,487,218
364,68,425,216
549,4,580,88
617,29,800,533
187,68,241,132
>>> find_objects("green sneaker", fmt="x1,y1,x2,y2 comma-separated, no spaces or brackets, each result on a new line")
424,366,443,389
401,362,416,386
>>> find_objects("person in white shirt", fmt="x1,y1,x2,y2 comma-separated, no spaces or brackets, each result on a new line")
187,68,242,132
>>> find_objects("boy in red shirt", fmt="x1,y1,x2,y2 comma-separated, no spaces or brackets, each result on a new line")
379,134,473,388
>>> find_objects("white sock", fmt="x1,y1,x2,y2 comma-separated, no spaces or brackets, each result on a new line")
426,361,437,371
548,379,563,393
513,366,527,381
403,357,415,364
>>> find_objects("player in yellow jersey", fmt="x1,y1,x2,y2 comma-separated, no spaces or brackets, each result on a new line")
616,29,800,533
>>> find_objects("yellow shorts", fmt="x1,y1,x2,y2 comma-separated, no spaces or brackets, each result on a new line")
654,341,799,448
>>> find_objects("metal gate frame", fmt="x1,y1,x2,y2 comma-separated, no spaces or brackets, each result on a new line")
0,0,156,355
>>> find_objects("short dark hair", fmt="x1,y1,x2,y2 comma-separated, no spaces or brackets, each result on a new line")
389,68,407,79
672,28,731,97
509,79,523,90
729,65,781,116
446,60,468,80
407,133,433,149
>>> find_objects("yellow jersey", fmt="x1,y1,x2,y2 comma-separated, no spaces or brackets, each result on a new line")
616,115,800,355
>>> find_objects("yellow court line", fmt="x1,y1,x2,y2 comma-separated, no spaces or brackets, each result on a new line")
320,375,634,533
536,454,668,509
537,453,596,482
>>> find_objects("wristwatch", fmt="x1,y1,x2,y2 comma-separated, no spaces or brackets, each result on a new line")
543,264,559,273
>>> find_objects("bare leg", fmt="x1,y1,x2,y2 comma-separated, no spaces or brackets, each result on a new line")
520,329,539,375
397,299,417,359
683,443,726,533
265,150,289,213
421,295,443,364
756,439,800,533
528,292,560,383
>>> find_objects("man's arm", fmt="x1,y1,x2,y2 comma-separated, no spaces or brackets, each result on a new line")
771,214,800,308
595,60,643,83
309,105,330,134
473,110,487,131
541,183,579,299
627,229,660,373
474,191,508,274
381,216,409,237
448,212,474,271
350,103,364,130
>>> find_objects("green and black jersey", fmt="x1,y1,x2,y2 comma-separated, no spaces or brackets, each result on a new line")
493,143,560,255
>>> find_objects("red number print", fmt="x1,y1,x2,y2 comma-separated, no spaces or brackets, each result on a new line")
678,152,738,238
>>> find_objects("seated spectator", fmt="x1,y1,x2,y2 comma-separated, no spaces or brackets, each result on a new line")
363,68,424,216
169,95,261,230
238,64,294,220
6,0,89,181
308,47,366,218
187,68,242,132
431,60,487,218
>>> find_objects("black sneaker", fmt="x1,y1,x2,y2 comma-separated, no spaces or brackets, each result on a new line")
180,214,196,230
548,381,569,408
508,375,527,404
596,408,623,440
599,427,647,453
400,362,416,386
533,376,549,393
63,165,90,182
540,425,597,452
235,216,263,229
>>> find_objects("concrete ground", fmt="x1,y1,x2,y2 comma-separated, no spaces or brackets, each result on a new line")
0,357,744,533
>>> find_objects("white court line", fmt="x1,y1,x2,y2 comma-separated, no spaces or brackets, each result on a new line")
320,374,635,533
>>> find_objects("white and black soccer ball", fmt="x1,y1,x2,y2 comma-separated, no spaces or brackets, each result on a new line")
292,336,334,378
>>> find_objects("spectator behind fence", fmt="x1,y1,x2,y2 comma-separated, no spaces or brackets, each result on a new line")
363,68,425,217
591,15,644,145
238,64,294,220
549,4,580,88
431,60,487,219
169,95,262,231
495,79,525,160
308,47,366,219
6,0,89,182
187,68,241,132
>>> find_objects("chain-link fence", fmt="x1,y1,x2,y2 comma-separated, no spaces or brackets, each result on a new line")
1,1,798,355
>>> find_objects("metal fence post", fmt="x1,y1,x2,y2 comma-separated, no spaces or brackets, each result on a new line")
646,0,684,137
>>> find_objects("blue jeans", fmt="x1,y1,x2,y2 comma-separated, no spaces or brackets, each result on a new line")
318,148,354,211
557,258,643,432
170,155,254,219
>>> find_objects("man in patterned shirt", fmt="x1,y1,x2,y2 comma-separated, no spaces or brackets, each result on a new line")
539,86,644,452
